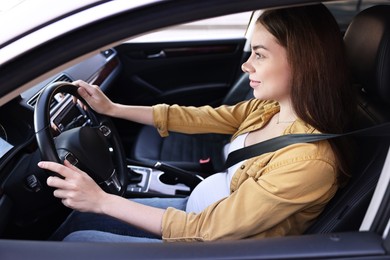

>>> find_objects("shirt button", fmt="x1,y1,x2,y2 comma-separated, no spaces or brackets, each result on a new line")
240,165,246,170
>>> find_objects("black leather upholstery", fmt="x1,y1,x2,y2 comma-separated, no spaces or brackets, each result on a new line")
131,73,252,173
344,6,390,104
345,5,390,126
132,126,230,173
305,5,390,234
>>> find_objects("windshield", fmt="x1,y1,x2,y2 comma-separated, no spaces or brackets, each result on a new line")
0,0,101,46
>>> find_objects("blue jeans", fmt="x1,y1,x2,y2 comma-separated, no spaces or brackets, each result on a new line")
51,197,188,243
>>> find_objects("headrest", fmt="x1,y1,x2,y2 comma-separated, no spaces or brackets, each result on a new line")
344,5,390,104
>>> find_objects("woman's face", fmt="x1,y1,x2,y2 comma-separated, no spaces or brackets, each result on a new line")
242,23,292,104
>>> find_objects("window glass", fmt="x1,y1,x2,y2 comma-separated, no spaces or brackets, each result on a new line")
130,11,252,42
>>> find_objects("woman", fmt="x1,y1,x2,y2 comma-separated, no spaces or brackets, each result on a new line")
38,4,356,242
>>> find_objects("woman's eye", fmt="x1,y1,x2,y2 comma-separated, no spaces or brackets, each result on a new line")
255,53,264,59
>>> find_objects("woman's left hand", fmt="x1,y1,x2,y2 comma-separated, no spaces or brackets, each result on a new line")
38,160,108,214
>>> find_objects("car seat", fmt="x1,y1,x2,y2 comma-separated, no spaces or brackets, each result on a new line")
305,4,390,234
131,73,253,174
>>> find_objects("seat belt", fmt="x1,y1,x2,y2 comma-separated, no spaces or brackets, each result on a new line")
224,122,390,169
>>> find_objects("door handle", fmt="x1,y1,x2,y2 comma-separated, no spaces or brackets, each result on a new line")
146,50,166,59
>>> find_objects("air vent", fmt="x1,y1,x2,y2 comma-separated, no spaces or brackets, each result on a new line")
55,74,72,83
27,74,73,108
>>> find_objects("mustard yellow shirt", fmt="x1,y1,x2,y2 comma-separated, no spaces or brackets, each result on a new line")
152,99,338,242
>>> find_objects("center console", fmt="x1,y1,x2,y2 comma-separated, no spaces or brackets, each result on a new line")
127,165,191,196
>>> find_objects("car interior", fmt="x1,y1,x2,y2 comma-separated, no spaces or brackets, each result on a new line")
0,1,390,257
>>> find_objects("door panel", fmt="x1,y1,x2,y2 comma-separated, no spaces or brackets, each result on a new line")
111,39,247,107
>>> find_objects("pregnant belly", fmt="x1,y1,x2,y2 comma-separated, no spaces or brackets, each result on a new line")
185,172,230,213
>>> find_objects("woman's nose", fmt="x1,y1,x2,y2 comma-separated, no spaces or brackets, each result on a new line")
241,60,254,73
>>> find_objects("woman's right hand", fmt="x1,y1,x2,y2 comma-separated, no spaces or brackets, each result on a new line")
39,160,109,214
73,80,116,116
74,79,154,126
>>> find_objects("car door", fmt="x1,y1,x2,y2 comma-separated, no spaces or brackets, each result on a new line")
112,39,246,107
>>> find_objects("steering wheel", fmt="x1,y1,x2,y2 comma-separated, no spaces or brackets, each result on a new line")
34,82,128,196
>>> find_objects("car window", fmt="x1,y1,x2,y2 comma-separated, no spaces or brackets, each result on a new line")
130,11,253,42
324,0,390,32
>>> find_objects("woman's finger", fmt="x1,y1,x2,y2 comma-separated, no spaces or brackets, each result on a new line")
52,187,72,199
38,161,75,179
63,160,92,179
47,176,65,189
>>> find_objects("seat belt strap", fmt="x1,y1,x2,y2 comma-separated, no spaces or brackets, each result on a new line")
224,122,390,169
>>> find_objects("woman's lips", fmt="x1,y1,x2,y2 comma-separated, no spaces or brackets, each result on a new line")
249,79,261,88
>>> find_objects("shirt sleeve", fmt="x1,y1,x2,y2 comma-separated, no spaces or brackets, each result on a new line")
152,99,264,137
161,154,337,242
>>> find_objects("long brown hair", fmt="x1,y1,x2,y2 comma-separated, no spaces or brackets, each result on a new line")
258,4,357,185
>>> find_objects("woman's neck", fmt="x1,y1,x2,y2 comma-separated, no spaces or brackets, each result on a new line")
277,101,297,124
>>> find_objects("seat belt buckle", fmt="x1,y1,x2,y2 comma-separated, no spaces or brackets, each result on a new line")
199,157,214,174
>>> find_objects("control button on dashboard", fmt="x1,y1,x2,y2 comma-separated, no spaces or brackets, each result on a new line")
65,152,78,166
99,125,111,137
